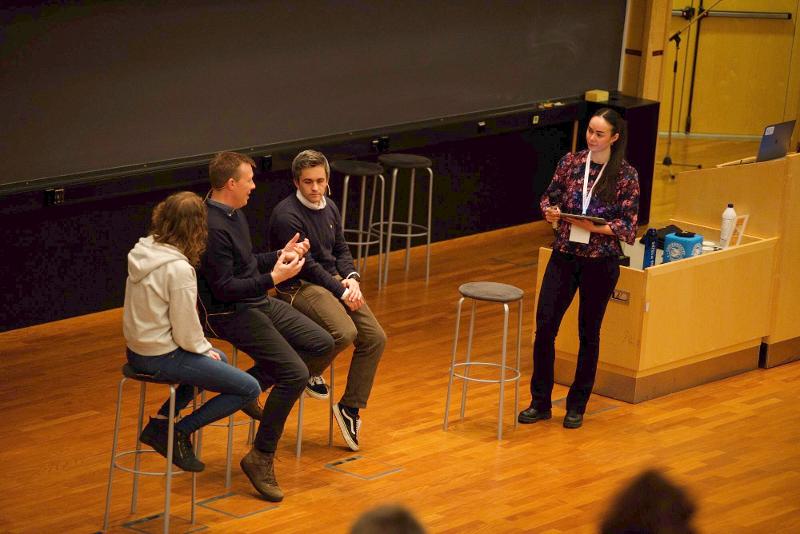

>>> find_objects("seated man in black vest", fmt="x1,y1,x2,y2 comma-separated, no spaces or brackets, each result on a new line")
198,151,335,502
268,149,386,452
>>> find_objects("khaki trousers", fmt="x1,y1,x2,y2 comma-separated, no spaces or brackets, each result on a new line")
277,279,386,409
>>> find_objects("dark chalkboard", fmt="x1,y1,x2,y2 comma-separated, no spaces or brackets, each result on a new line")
0,0,626,190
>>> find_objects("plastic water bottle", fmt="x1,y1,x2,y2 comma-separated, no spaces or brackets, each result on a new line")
719,203,737,248
642,228,658,269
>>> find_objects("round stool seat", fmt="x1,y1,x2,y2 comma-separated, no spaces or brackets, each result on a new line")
458,282,524,303
378,153,432,169
330,160,383,176
122,363,175,384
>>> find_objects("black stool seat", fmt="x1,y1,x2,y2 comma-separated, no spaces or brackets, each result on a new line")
122,363,176,384
378,153,432,169
458,282,524,303
330,160,383,176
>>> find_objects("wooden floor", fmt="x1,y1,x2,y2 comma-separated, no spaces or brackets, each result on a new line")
2,137,798,533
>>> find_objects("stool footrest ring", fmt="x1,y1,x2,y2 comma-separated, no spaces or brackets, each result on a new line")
451,362,521,383
113,449,186,477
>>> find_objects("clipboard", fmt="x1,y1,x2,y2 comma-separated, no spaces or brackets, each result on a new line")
560,213,607,225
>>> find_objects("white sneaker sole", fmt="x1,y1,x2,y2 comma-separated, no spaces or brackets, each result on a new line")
305,386,329,400
332,405,359,451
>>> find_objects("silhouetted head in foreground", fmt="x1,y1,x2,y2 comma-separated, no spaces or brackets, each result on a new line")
600,469,697,534
351,504,426,534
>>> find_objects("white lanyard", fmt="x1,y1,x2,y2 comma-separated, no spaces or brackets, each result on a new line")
582,152,607,214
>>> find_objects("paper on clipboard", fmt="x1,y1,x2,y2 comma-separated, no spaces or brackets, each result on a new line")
560,213,608,225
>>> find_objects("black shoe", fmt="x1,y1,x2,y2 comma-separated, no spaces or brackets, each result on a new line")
305,375,330,400
332,403,360,451
172,430,205,472
242,397,263,420
139,417,169,456
139,417,205,472
563,410,583,429
517,406,552,424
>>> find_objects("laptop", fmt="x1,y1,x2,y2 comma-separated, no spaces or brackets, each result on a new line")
717,119,796,167
756,119,796,162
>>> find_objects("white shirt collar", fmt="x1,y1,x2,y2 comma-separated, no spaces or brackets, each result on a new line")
296,189,327,210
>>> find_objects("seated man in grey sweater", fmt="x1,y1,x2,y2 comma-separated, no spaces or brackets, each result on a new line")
268,149,386,452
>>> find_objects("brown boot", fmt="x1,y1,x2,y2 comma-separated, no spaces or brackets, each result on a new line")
240,448,283,502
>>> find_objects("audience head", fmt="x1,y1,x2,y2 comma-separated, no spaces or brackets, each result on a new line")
291,149,330,205
208,151,256,208
150,191,207,266
350,504,426,534
600,469,697,534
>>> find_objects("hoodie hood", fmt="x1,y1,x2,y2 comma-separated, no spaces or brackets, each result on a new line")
127,235,188,283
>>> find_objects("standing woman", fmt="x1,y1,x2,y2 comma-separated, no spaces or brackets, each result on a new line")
518,108,639,429
123,192,261,471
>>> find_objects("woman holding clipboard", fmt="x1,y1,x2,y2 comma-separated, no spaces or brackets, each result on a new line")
518,108,639,429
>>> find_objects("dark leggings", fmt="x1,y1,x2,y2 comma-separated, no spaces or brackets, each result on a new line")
530,250,620,414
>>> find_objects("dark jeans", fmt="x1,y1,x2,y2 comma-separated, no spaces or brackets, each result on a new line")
530,251,620,414
206,297,335,452
126,347,261,436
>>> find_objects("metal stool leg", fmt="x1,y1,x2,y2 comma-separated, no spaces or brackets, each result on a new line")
498,303,510,440
383,168,399,286
425,167,433,284
356,175,367,268
459,300,478,420
404,168,415,273
514,300,523,429
376,175,385,290
328,364,335,447
190,390,198,526
225,347,239,488
131,381,147,513
364,175,378,275
102,376,128,531
295,393,304,457
341,174,351,229
162,386,176,534
443,297,465,431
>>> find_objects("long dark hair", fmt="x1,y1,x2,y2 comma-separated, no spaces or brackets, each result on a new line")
591,108,627,204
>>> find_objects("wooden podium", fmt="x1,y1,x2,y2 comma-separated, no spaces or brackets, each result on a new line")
536,152,800,403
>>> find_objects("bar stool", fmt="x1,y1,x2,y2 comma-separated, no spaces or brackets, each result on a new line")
196,345,256,490
295,364,335,457
331,160,385,288
443,282,524,440
376,153,434,286
102,364,200,533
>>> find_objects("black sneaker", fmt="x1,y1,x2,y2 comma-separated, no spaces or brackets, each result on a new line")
139,417,205,472
332,403,360,451
305,375,329,400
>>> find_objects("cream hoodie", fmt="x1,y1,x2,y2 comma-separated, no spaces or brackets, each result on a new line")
123,235,213,356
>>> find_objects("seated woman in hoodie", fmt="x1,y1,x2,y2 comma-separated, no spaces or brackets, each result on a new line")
123,191,261,472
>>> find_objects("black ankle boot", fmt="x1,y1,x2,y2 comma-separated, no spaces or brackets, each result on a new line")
172,430,205,472
518,406,552,424
563,410,583,429
139,417,204,472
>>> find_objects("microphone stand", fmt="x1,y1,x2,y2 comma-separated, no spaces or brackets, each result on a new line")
662,0,723,178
